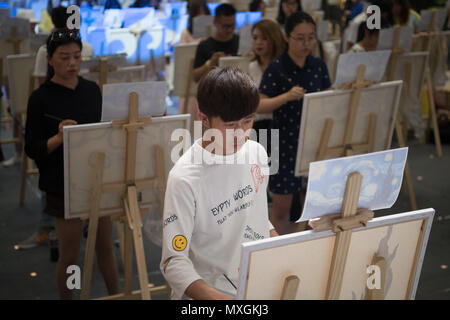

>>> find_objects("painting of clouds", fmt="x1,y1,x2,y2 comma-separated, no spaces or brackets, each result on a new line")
102,81,167,121
300,148,408,221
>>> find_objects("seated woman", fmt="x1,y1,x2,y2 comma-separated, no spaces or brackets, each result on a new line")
25,29,119,299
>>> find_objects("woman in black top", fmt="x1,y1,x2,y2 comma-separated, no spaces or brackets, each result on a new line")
25,30,119,299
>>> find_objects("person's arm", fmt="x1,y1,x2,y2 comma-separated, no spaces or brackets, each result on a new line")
46,120,77,154
161,174,215,300
185,280,232,300
257,87,305,114
193,51,225,82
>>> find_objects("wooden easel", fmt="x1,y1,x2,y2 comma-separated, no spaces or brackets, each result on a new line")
312,172,385,300
6,26,25,55
280,171,384,299
315,65,376,162
80,92,169,300
415,10,443,157
384,28,419,211
89,58,118,94
1,26,26,132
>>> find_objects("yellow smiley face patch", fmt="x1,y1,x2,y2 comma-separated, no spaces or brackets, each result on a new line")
172,235,187,251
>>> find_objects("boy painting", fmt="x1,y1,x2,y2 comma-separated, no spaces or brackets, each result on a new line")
160,67,277,300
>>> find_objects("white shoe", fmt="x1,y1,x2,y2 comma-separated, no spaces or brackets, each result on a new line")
2,155,19,167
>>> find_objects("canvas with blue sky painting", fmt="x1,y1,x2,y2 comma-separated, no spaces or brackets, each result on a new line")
300,148,408,221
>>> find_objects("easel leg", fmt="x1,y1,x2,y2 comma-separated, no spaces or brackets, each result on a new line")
125,186,151,300
19,151,27,205
123,211,134,297
426,68,443,157
394,120,418,211
80,152,105,300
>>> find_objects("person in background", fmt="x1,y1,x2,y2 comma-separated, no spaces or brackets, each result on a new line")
15,6,94,250
34,6,94,86
348,20,380,52
258,12,331,234
344,0,364,25
392,0,420,32
277,0,302,29
249,19,285,144
25,29,119,299
192,3,238,82
39,0,59,33
178,0,211,134
249,0,266,15
181,0,211,44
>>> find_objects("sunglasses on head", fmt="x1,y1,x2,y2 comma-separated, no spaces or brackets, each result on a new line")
50,29,80,42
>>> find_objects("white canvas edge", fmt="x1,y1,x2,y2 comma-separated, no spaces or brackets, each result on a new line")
294,80,403,176
236,208,435,300
63,114,191,220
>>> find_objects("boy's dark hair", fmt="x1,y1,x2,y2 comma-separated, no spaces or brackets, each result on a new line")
214,3,236,21
51,6,71,29
197,66,259,122
285,11,316,36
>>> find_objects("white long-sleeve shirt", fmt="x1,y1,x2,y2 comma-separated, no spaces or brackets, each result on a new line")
160,139,273,299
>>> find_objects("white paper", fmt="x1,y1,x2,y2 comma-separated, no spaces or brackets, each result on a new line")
419,9,447,32
377,26,413,52
301,0,321,12
192,15,215,39
238,24,252,55
101,81,167,121
333,50,391,88
299,148,408,221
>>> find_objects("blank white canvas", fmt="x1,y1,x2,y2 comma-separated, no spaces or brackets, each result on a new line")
173,42,199,97
377,27,413,52
63,114,190,219
301,0,321,11
193,15,215,39
419,9,447,32
6,53,35,114
237,209,434,300
102,81,167,121
333,50,391,88
238,24,252,55
295,81,402,176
